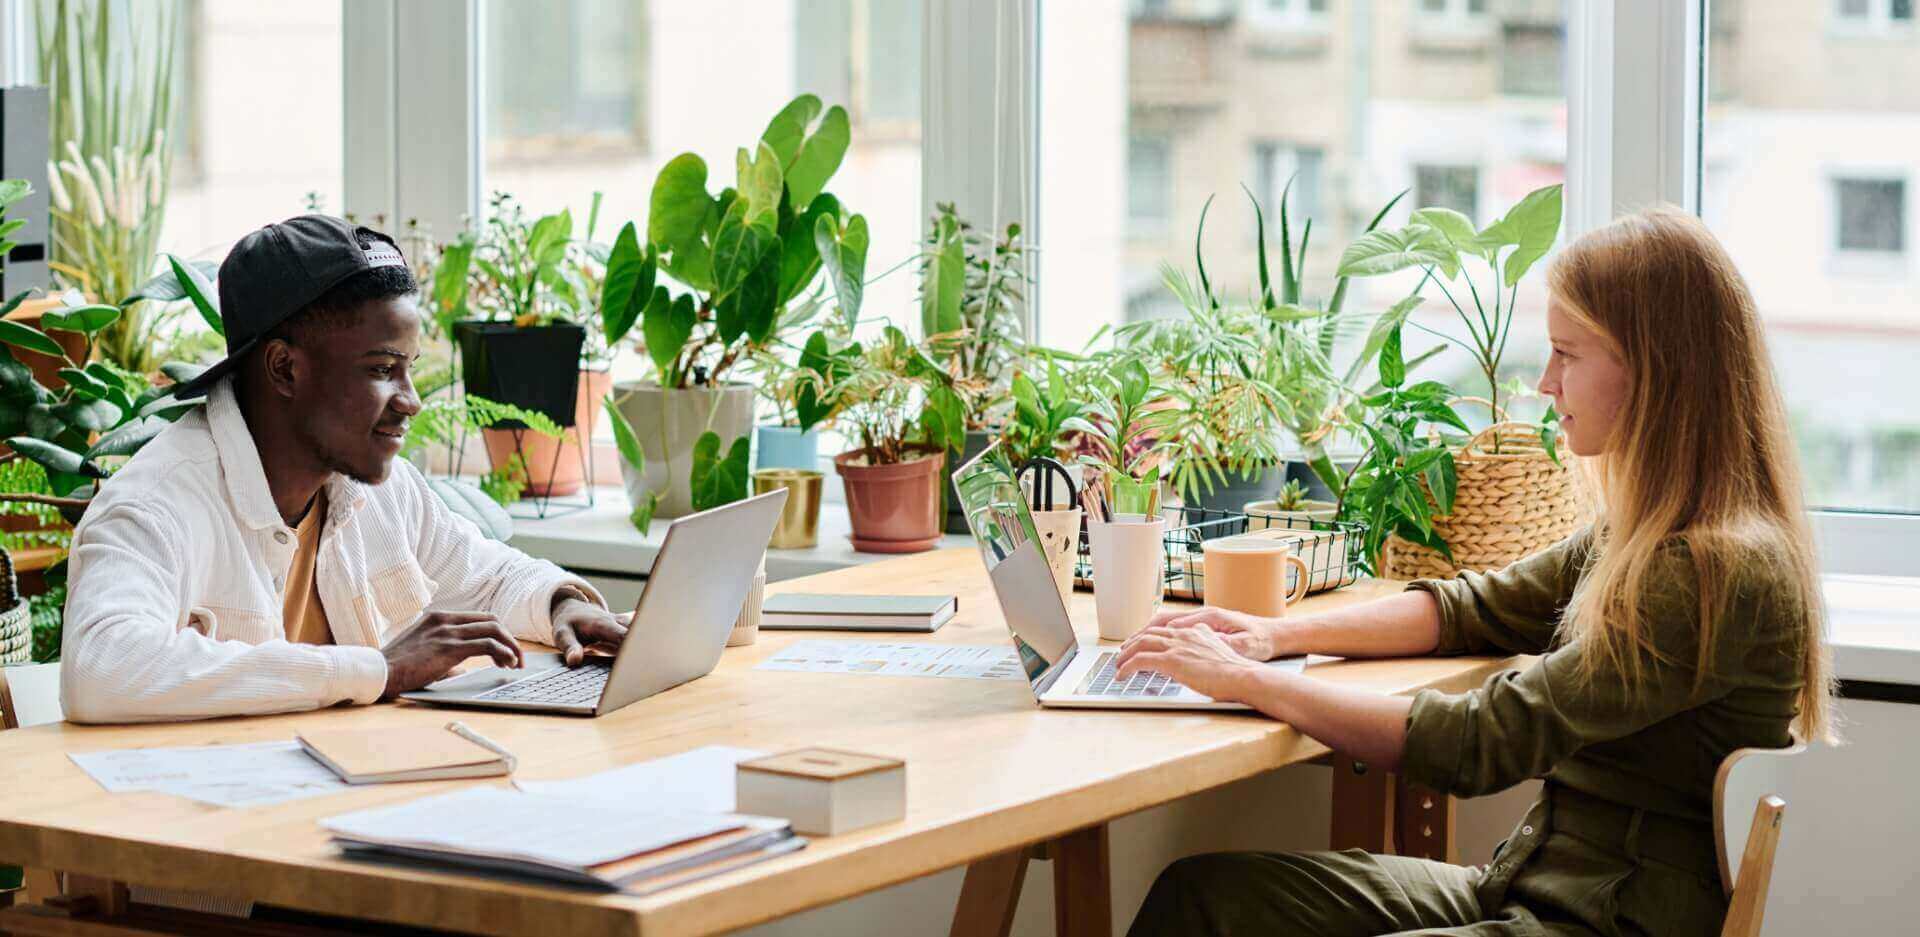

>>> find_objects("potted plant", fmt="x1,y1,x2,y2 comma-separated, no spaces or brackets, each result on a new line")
817,325,965,553
1336,183,1580,578
1062,358,1172,516
919,203,1031,532
744,293,846,472
430,193,612,498
607,93,865,521
1245,478,1338,530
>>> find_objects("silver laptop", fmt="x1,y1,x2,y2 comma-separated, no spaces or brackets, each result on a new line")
952,444,1302,710
400,489,788,716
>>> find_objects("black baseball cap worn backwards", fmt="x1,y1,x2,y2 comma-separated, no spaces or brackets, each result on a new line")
173,214,408,399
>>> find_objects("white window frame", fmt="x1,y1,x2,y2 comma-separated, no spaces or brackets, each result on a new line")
2,0,1913,574
1245,0,1331,35
1409,0,1494,41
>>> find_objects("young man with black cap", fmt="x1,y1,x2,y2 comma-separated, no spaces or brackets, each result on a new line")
58,215,629,723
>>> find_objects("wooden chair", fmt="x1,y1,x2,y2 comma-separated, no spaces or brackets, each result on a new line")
1714,742,1805,937
0,662,64,909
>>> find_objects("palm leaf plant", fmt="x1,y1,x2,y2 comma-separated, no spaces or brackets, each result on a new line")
1062,357,1174,515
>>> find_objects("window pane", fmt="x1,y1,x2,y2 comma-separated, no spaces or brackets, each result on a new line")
1893,0,1914,21
1836,0,1869,17
481,0,924,385
1040,2,1568,413
165,1,344,257
1704,0,1920,511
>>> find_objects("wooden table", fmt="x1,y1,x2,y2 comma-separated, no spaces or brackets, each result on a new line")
0,549,1518,937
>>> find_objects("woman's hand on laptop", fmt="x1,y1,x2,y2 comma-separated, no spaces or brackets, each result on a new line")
381,610,524,699
552,598,633,667
1139,606,1289,661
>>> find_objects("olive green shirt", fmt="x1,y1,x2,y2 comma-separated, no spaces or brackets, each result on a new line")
1399,527,1806,933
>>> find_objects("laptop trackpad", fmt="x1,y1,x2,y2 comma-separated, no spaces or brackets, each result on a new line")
423,652,565,693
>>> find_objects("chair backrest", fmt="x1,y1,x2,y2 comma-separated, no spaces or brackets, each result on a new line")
1714,743,1804,937
0,662,63,730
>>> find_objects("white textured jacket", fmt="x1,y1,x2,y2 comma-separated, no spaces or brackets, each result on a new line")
59,378,601,724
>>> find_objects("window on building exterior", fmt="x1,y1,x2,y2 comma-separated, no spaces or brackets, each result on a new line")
1251,142,1324,227
1414,164,1479,218
1128,136,1174,234
1501,23,1564,97
486,0,645,161
1834,178,1907,254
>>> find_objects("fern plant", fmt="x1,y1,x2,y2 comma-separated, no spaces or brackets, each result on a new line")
401,393,563,507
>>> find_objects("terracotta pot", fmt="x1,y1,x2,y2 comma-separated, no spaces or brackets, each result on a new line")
6,298,89,391
833,448,946,553
481,369,612,498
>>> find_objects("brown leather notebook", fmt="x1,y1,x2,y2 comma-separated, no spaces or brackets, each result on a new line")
298,723,514,784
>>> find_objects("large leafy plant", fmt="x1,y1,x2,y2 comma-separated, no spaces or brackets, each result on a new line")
919,203,1031,429
1001,357,1090,467
814,325,965,467
35,0,182,374
1336,183,1564,431
624,94,868,390
429,192,605,332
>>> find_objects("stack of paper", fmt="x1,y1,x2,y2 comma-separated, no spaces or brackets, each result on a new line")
321,787,800,892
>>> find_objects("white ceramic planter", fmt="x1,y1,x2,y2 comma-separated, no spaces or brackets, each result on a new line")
1243,499,1339,531
611,381,757,519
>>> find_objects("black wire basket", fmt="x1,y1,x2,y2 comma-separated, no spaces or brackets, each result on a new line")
1073,506,1367,601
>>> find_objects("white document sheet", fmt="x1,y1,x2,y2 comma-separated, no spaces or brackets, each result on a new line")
516,744,765,814
69,740,349,808
756,640,1026,681
321,788,740,869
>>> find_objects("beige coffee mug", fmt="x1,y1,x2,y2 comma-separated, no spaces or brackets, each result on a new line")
1201,536,1309,618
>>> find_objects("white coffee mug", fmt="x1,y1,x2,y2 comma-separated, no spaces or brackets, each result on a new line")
1087,516,1168,642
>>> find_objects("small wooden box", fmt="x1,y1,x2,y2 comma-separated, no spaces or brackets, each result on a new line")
735,748,906,837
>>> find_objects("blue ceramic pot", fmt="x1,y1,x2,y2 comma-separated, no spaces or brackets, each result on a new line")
756,425,821,471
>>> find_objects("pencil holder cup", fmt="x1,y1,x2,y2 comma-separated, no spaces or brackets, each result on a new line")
729,555,768,647
1030,508,1082,607
1087,516,1167,641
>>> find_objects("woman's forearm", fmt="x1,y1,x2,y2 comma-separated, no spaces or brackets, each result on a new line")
1276,590,1444,659
1231,666,1413,770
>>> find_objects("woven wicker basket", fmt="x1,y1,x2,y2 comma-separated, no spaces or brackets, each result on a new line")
1383,418,1587,581
0,547,29,665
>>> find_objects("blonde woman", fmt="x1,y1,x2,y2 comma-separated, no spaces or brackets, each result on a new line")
1116,208,1831,937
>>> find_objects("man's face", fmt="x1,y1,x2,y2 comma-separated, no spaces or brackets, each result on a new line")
286,296,424,484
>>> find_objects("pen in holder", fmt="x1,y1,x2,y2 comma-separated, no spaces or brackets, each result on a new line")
1086,515,1168,641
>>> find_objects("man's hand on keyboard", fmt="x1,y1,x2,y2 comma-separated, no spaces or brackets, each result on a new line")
381,610,524,699
1114,624,1262,703
551,598,632,667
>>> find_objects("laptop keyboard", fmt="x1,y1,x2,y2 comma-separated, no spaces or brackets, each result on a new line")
1084,652,1181,697
470,661,611,705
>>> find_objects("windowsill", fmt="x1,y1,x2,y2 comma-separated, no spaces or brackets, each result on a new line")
1825,22,1917,40
1407,21,1496,53
1826,249,1911,281
1825,574,1920,686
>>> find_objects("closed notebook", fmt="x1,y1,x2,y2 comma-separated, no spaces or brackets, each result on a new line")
298,724,514,784
760,593,958,632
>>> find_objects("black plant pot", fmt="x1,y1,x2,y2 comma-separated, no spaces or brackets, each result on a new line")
452,321,585,428
943,430,996,534
1187,462,1291,513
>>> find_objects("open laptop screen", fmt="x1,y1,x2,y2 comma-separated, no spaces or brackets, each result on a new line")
952,443,1078,687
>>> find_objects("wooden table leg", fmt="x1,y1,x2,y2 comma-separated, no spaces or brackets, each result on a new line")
1329,754,1394,853
949,848,1032,937
1394,779,1456,862
1049,824,1111,937
60,874,129,916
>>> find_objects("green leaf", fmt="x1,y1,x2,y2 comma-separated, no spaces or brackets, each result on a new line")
598,223,651,345
689,431,750,512
430,239,474,332
1379,325,1406,389
55,398,120,432
135,393,198,421
121,260,220,306
710,143,783,295
55,367,110,400
526,210,573,269
1344,293,1425,386
783,105,849,213
1425,450,1459,515
920,213,965,339
87,415,169,458
1541,405,1563,466
160,362,208,387
628,489,660,534
167,254,223,336
41,303,120,335
647,153,713,256
7,437,106,479
0,319,66,359
604,393,646,473
0,346,34,403
1336,226,1455,280
0,179,30,209
815,212,869,329
778,192,840,304
794,330,838,431
759,94,822,169
1482,183,1563,287
716,248,779,344
642,289,695,380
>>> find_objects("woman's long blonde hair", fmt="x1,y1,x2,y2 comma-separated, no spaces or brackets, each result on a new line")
1547,207,1834,743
